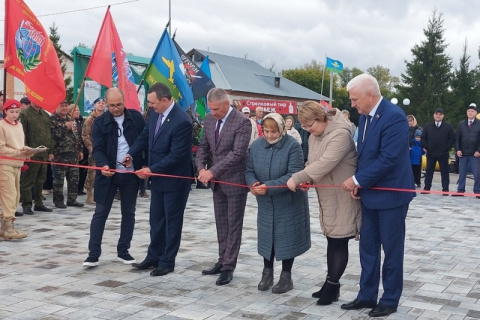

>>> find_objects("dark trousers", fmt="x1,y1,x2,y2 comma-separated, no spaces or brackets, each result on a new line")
43,164,53,190
87,173,138,258
411,164,422,186
212,186,248,271
52,161,79,204
146,179,191,269
20,162,47,208
357,204,409,307
423,157,450,191
457,155,480,193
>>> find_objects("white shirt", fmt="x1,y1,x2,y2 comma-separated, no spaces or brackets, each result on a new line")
114,114,134,172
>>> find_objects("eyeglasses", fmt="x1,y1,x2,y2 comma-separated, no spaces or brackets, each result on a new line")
301,120,317,130
108,103,124,109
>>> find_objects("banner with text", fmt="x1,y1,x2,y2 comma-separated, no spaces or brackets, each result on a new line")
239,99,297,114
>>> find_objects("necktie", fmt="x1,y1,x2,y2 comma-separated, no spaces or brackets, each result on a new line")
469,121,473,128
215,119,223,143
436,123,440,128
362,115,372,142
154,113,164,136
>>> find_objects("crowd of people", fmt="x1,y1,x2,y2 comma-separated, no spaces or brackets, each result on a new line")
0,72,475,317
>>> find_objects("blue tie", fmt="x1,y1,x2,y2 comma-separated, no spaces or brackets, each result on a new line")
215,119,223,143
154,113,164,136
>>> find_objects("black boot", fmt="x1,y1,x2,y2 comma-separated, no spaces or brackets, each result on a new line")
316,280,340,305
272,270,293,294
257,267,273,291
312,276,329,298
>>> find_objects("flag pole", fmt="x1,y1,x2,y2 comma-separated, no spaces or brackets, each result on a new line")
74,78,86,108
329,72,333,108
320,57,326,97
2,69,6,103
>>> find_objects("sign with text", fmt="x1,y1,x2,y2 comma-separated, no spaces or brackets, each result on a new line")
241,99,297,114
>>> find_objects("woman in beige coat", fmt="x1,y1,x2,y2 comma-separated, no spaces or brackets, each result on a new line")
287,102,361,306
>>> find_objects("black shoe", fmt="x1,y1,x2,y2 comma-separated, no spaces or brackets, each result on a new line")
82,256,99,268
23,207,34,215
202,262,223,275
216,270,233,285
54,202,67,209
34,204,53,212
451,192,464,197
117,252,136,265
67,201,84,207
15,211,24,217
150,266,174,276
132,259,157,270
341,299,377,310
368,304,397,317
78,190,86,195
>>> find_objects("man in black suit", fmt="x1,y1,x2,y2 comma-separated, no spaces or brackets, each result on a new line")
421,108,455,195
126,83,193,277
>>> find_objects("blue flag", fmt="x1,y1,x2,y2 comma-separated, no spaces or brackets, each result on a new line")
326,57,343,73
144,28,194,109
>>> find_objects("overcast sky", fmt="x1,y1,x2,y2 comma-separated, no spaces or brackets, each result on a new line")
3,0,480,79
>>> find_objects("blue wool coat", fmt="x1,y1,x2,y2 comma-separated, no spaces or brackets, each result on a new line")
245,134,311,261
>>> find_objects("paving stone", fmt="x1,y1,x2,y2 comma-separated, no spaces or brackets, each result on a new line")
0,173,478,319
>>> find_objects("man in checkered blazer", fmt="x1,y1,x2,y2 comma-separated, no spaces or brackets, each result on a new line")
196,88,252,286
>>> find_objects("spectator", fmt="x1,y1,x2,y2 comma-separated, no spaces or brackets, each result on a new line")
285,115,302,144
19,97,31,111
255,106,264,125
342,109,357,141
407,115,422,144
241,107,259,147
19,101,54,215
50,102,84,208
421,108,455,195
70,104,88,196
453,103,480,197
81,97,105,205
0,99,34,239
246,113,310,294
410,129,424,188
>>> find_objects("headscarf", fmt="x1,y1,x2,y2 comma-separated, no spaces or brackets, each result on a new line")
262,113,287,145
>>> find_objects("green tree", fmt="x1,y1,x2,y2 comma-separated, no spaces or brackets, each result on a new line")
449,40,477,126
49,22,73,103
396,10,452,126
367,65,399,98
339,67,363,88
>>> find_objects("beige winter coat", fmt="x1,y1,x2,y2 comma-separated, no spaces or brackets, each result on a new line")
292,109,361,238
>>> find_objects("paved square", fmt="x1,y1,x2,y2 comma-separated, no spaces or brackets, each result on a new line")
1,173,479,319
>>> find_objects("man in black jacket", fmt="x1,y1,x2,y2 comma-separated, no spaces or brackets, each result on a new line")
453,103,480,196
421,108,455,195
82,88,146,267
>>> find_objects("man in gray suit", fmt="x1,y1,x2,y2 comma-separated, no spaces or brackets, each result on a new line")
196,88,252,285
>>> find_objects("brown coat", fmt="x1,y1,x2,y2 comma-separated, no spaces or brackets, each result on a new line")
292,110,361,238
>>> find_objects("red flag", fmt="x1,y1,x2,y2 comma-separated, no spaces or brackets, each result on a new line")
4,0,66,112
85,8,139,111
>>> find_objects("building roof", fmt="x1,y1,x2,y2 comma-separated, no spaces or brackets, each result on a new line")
71,47,150,65
190,49,328,101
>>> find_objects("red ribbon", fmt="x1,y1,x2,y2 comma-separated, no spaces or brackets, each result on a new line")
0,155,475,197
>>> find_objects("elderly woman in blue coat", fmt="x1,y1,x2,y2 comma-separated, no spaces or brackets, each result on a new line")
245,113,310,294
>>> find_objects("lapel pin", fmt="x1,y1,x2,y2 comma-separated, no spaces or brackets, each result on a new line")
375,114,380,119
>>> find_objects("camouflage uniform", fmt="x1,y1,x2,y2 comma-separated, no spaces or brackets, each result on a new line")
50,112,82,205
19,106,54,209
81,110,101,191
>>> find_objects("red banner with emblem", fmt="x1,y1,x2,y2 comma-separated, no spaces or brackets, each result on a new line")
4,0,66,112
241,99,297,114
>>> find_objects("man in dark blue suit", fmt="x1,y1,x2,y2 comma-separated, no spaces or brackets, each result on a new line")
125,83,193,277
341,74,415,317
